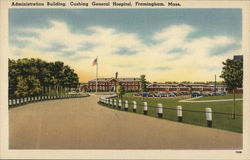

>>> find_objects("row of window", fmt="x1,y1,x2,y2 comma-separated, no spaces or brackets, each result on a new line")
89,86,139,90
89,82,140,85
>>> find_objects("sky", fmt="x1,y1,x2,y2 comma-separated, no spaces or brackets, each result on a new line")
9,9,242,82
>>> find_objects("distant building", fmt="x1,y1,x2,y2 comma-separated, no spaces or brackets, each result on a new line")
79,83,88,92
233,55,243,61
147,82,227,93
87,77,140,92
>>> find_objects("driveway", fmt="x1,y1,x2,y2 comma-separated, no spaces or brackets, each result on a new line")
9,95,242,149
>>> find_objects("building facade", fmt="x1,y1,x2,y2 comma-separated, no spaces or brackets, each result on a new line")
87,78,140,92
147,82,227,93
81,78,238,94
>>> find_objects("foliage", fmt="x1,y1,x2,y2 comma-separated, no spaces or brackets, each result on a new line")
220,59,243,90
220,58,243,119
140,75,147,92
9,58,79,98
15,76,42,97
116,84,125,98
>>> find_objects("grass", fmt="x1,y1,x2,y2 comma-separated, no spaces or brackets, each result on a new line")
104,93,242,133
193,94,243,101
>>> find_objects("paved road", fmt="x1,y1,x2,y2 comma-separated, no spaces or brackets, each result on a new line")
9,95,242,149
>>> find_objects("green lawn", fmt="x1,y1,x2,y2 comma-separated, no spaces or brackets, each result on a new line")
104,93,242,133
193,94,243,101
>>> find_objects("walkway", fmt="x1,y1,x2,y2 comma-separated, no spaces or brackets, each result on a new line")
179,96,243,103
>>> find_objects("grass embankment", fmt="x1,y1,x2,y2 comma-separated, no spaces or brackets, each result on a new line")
106,93,242,133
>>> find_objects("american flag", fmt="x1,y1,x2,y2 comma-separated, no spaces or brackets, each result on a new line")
92,58,97,66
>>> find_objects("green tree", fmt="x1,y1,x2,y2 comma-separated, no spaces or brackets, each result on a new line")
140,75,147,92
9,59,18,98
8,58,80,98
15,76,42,97
220,58,243,119
189,86,193,97
116,83,125,98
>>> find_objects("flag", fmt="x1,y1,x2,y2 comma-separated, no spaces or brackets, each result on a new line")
92,58,97,66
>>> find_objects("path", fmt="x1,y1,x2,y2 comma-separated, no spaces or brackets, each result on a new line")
179,96,243,103
9,95,242,149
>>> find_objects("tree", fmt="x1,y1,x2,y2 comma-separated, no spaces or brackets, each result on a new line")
140,75,147,92
189,86,193,97
8,58,79,98
15,76,42,97
220,58,243,119
116,83,125,98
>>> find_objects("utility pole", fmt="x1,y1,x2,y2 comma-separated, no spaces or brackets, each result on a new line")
214,74,217,93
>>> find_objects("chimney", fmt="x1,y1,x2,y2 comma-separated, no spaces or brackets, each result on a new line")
115,72,118,79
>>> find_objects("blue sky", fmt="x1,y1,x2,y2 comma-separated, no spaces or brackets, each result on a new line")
9,9,242,82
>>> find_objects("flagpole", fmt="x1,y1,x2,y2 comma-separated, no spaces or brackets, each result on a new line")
96,57,98,93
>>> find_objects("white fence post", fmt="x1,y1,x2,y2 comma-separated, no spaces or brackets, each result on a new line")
177,105,183,122
13,99,16,105
24,97,27,103
114,99,117,108
9,99,12,106
132,101,137,112
20,98,23,104
118,99,122,109
110,99,113,106
157,103,163,118
143,102,148,115
125,100,128,111
17,99,20,105
205,107,212,127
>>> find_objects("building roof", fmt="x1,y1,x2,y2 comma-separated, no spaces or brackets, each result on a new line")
148,83,226,88
89,78,140,82
233,55,243,60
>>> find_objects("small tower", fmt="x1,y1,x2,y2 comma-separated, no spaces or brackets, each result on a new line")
115,72,118,79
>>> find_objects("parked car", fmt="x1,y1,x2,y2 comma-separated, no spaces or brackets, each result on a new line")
173,92,179,96
176,91,183,95
168,92,176,97
157,92,168,97
142,92,154,97
207,92,216,96
215,91,227,95
192,92,201,97
181,91,190,95
201,91,210,96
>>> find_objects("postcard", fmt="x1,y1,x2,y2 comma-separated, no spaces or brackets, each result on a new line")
0,0,249,159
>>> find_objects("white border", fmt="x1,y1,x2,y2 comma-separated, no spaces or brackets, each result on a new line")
0,0,249,159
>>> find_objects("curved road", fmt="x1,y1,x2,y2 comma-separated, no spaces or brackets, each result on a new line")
9,95,242,149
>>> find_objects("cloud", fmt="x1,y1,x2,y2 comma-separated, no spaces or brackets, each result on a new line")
210,43,241,56
154,66,172,71
10,21,240,82
115,47,137,56
169,48,186,54
153,24,196,42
